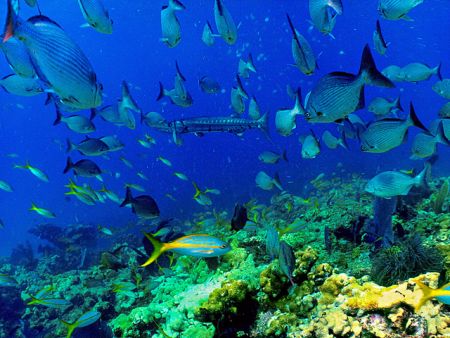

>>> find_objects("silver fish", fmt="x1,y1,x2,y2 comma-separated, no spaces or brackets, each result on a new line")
259,150,288,164
304,45,394,123
402,63,442,83
66,137,110,156
78,0,113,34
382,65,405,82
248,96,261,120
214,0,237,45
378,0,423,21
157,81,193,107
368,96,402,117
433,79,450,99
309,0,343,36
231,87,245,114
275,88,302,136
365,162,430,198
198,76,221,94
360,102,428,153
0,74,42,96
99,135,124,152
118,81,140,130
201,21,216,46
255,171,282,191
160,0,185,48
373,20,389,56
63,157,102,178
321,130,348,150
0,37,36,77
54,110,96,134
300,131,320,159
238,54,256,78
3,1,103,110
287,14,316,75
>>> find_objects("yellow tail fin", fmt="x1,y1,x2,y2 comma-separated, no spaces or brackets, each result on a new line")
414,280,436,312
61,319,77,338
141,233,166,267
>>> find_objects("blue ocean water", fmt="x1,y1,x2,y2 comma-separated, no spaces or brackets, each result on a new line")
0,0,449,258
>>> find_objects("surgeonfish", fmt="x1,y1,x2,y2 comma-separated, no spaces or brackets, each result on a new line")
402,63,442,83
238,54,256,78
309,0,343,36
3,0,103,110
378,0,424,21
61,310,101,338
303,44,394,123
120,187,160,219
160,0,185,48
360,102,429,153
214,0,237,45
373,20,389,56
63,157,102,178
286,14,316,76
275,88,302,136
255,171,282,191
78,0,113,34
141,232,231,267
365,161,430,198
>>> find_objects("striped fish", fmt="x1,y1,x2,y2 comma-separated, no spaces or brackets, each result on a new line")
378,0,424,21
78,0,113,34
3,0,103,110
0,37,36,77
309,0,343,36
360,103,428,153
286,14,316,76
303,45,394,123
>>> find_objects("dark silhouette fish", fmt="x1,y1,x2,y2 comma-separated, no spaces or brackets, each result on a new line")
120,187,160,219
230,204,247,231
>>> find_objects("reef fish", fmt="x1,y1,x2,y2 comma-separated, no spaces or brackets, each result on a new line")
373,20,389,56
309,0,343,36
255,171,282,191
214,0,237,45
231,203,247,231
141,232,231,266
303,45,394,123
0,273,17,287
120,187,160,219
160,0,185,48
78,0,113,34
378,0,424,21
414,280,450,312
0,74,43,96
61,310,101,338
287,14,316,75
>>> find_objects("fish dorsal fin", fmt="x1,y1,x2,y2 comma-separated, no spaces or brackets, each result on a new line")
28,15,62,29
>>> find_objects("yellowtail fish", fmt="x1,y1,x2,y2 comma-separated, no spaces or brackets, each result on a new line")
165,193,177,201
0,180,13,192
29,203,56,218
99,185,121,204
0,273,17,287
192,182,212,206
137,172,149,181
141,232,231,266
61,310,101,338
238,54,256,79
413,280,450,312
158,156,172,167
27,295,71,308
125,183,146,192
14,162,49,182
120,156,133,168
98,225,113,236
138,139,152,149
173,172,188,181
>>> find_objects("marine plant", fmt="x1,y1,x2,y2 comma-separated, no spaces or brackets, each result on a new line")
431,179,448,213
371,235,443,286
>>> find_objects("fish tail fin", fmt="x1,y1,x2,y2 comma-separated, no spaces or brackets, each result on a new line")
339,130,349,150
89,108,96,121
359,44,394,88
168,0,185,11
53,108,62,126
156,82,165,101
192,181,201,198
282,149,288,162
141,232,167,267
293,87,306,116
408,102,429,133
328,0,343,15
236,75,248,99
119,186,133,207
435,62,443,81
273,172,283,191
247,53,256,72
394,96,403,112
258,113,270,138
3,0,20,43
121,81,140,112
60,320,77,338
29,203,37,211
63,157,73,174
413,280,436,312
414,160,432,188
175,61,186,81
65,139,75,153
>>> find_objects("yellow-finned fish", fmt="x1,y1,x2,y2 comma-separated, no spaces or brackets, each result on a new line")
141,232,231,267
61,310,101,338
29,203,56,218
14,162,49,182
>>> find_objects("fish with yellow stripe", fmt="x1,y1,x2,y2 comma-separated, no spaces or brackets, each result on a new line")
141,232,231,267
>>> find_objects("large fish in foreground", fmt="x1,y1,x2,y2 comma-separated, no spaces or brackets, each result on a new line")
3,0,103,110
303,44,394,123
309,0,343,36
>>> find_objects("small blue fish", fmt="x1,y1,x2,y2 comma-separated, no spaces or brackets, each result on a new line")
78,0,113,34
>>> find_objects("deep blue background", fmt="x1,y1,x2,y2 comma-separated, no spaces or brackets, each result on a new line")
0,0,449,256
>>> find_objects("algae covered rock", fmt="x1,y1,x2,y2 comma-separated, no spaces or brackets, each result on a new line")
195,279,258,336
293,246,318,283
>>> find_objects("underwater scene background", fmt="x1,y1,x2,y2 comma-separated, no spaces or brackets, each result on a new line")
0,0,450,337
